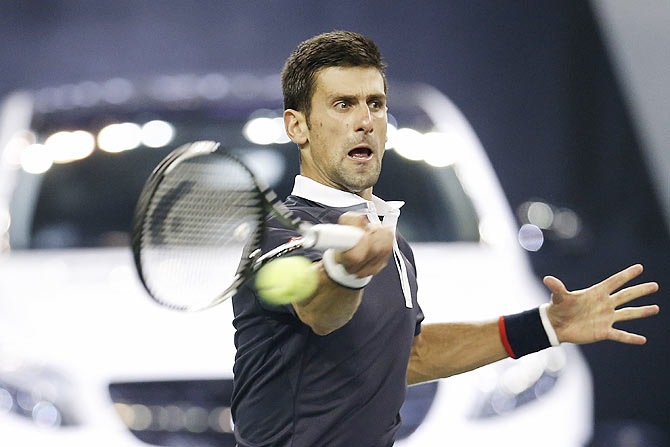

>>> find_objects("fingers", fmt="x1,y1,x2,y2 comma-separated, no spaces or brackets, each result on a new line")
614,305,660,322
338,211,369,229
543,264,659,346
608,304,659,345
611,281,659,307
345,226,394,277
608,328,648,345
598,264,644,293
543,276,567,304
335,212,394,278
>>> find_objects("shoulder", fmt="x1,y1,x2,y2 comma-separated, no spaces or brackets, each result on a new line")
261,195,335,260
273,195,343,226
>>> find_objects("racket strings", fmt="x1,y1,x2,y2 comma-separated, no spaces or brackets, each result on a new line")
148,186,259,246
140,157,264,309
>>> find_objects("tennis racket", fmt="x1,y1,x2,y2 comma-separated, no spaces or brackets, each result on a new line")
131,140,363,311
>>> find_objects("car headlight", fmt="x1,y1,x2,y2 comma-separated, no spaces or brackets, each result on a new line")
0,364,79,428
469,347,567,419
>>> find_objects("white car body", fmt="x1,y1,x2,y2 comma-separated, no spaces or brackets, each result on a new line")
0,76,592,446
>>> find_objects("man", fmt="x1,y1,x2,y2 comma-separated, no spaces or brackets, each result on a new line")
231,30,660,446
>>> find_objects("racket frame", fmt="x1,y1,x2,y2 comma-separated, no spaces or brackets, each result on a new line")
131,140,362,311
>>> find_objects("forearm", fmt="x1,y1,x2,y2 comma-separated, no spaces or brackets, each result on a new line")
291,212,394,336
292,260,363,335
406,321,508,385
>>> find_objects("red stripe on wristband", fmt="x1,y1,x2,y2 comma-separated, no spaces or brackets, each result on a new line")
498,316,517,359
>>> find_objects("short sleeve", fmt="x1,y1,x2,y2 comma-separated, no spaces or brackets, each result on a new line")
253,210,327,314
414,302,424,336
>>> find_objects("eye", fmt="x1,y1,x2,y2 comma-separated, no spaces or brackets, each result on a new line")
335,101,349,110
369,99,386,111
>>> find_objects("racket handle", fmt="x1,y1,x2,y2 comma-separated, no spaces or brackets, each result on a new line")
302,224,364,250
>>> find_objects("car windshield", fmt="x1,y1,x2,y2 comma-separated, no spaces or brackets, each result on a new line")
8,80,480,249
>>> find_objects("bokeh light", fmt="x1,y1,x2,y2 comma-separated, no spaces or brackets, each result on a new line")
141,120,174,148
44,130,95,163
20,144,53,174
98,122,142,153
242,116,289,145
518,223,544,251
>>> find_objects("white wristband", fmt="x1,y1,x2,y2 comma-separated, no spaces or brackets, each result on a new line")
539,303,560,347
321,249,372,290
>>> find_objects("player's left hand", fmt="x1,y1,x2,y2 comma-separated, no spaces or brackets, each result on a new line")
544,264,660,345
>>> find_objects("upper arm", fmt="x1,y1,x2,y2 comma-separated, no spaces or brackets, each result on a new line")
407,332,427,385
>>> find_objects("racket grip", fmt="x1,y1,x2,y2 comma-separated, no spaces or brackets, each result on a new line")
303,224,364,250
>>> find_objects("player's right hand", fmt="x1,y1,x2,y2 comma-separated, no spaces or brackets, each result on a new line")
333,212,394,279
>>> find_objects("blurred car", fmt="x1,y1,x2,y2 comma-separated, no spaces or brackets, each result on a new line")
0,73,593,446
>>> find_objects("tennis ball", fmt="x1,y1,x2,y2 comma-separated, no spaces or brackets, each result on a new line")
256,256,319,305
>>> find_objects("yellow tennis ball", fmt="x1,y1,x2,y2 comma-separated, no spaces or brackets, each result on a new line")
255,256,319,305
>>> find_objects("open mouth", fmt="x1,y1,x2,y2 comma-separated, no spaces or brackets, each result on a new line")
347,146,373,161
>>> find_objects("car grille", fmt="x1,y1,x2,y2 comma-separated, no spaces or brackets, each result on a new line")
108,379,235,447
109,378,439,445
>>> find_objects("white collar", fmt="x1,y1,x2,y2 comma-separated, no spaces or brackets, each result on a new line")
290,175,404,216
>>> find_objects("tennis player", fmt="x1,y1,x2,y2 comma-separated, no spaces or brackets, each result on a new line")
230,30,660,447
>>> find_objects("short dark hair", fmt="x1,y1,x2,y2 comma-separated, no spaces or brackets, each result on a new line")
281,30,387,123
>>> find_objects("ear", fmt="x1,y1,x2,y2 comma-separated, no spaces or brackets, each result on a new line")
284,109,308,146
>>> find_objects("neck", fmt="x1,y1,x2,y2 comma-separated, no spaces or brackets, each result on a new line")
298,169,374,201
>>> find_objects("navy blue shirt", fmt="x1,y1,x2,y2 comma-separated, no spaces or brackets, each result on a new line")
231,196,423,447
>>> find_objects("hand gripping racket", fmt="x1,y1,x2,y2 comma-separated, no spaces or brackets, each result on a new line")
131,141,363,311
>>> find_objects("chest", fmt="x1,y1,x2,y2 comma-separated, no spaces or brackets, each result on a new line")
309,254,420,362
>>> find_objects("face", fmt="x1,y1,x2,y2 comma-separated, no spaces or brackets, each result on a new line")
286,66,387,199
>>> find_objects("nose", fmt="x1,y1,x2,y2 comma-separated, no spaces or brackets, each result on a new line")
354,103,373,134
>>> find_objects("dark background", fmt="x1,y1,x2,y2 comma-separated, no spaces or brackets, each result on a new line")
2,0,667,443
